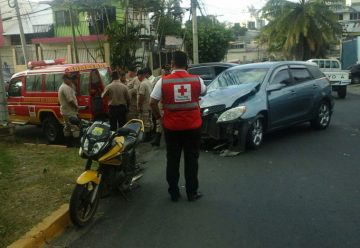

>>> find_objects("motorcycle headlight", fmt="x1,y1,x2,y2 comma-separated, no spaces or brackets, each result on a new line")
91,142,105,154
217,106,246,123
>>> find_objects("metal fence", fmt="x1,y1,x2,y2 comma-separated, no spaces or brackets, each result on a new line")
41,48,105,63
15,46,37,65
42,49,70,62
78,48,105,63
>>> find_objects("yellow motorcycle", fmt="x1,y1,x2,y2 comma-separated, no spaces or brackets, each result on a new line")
69,118,144,227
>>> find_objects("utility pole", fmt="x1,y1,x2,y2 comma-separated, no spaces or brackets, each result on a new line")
125,0,129,35
0,55,9,125
14,0,28,65
191,0,199,64
69,5,79,63
0,6,8,124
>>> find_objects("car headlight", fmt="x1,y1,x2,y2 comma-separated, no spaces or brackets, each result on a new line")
217,106,246,123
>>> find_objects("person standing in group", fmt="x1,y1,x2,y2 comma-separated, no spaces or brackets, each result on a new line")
126,66,137,83
102,71,130,131
150,51,207,202
119,71,128,85
58,73,80,147
127,68,141,120
137,68,153,141
150,64,171,147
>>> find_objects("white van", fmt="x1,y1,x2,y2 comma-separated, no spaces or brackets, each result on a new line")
307,59,350,98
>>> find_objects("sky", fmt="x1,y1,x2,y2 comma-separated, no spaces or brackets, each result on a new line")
181,0,267,24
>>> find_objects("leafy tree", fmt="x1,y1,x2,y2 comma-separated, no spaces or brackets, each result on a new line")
259,0,343,60
106,22,145,70
184,16,232,62
150,0,184,49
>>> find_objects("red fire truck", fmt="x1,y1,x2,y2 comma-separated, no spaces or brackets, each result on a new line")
6,59,111,143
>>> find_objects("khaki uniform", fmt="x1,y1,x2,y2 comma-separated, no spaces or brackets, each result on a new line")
137,78,153,132
127,77,141,120
102,79,130,106
102,79,130,130
58,82,79,138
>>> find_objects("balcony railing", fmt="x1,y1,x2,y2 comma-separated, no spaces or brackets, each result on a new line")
54,21,108,37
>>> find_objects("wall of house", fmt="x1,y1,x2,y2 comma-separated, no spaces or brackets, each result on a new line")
55,12,90,37
39,42,108,64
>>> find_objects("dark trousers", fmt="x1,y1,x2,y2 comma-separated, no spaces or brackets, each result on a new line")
108,105,127,131
164,127,201,196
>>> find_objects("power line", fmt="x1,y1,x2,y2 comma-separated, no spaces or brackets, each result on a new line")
1,6,51,21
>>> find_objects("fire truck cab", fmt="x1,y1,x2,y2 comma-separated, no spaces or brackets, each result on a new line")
6,59,111,143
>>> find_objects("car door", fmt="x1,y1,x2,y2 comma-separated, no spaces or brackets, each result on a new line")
288,65,318,120
77,70,91,118
266,66,299,128
7,77,28,124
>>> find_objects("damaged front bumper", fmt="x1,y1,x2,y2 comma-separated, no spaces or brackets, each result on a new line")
201,113,252,152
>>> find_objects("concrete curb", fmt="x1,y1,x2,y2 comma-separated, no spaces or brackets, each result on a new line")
7,204,70,248
7,143,154,248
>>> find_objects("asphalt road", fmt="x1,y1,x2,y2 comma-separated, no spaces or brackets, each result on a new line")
44,92,360,248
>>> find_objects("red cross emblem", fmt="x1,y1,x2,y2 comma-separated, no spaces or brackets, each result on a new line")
178,85,188,96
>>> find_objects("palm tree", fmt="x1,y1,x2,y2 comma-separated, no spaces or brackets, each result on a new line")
259,0,343,60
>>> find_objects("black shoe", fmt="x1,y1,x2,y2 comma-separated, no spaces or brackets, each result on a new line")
170,193,180,202
187,192,203,202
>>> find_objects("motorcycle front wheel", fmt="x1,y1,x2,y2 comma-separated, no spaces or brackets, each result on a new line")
69,182,100,227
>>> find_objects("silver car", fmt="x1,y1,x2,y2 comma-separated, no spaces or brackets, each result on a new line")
200,61,334,152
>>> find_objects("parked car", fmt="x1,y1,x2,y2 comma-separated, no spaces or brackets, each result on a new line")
306,59,350,98
346,63,360,84
187,62,238,85
200,61,334,152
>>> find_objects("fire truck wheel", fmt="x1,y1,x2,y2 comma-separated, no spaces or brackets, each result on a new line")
43,116,63,144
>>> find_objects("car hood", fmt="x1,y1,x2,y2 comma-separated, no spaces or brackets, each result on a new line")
200,83,258,109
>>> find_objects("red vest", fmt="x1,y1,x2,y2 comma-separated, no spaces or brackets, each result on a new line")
161,71,202,130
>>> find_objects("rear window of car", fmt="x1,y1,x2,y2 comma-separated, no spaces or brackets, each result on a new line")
307,66,325,79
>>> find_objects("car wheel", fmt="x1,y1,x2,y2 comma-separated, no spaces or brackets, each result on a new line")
337,86,347,99
43,116,63,144
310,101,331,130
246,116,264,150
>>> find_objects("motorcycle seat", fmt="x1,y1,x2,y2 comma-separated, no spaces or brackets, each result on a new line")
122,122,142,137
124,136,137,151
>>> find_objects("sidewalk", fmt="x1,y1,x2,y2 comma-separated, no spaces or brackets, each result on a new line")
348,84,360,95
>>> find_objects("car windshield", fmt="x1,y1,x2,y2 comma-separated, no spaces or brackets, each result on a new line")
207,67,269,91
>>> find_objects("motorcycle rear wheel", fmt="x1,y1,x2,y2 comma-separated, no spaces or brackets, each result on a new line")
69,182,100,227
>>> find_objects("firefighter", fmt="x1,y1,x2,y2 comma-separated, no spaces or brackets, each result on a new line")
58,72,80,147
137,68,153,141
